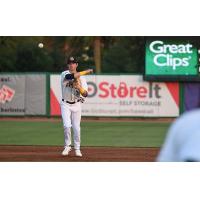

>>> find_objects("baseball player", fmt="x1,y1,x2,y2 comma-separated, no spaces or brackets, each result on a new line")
60,56,93,157
157,109,200,162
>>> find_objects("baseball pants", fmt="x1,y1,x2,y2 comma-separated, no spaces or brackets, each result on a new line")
60,101,82,150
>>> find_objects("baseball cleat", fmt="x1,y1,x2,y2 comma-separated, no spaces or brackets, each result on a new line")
62,146,72,156
75,150,82,157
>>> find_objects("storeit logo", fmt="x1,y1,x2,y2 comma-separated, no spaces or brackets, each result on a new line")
87,81,161,99
149,40,194,70
0,85,15,104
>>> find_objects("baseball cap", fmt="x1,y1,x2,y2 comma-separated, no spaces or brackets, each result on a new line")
67,56,78,64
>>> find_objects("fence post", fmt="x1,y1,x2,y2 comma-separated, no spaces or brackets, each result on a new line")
46,72,50,117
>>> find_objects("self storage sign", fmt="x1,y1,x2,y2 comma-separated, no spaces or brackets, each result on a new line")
50,75,179,117
145,39,198,76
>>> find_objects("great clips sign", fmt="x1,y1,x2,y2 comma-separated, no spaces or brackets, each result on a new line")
50,75,179,117
145,37,199,81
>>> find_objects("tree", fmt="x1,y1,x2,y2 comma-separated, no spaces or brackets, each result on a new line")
94,36,101,73
0,36,145,73
102,37,145,73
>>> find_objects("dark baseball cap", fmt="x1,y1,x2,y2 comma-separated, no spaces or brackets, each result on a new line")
67,56,78,64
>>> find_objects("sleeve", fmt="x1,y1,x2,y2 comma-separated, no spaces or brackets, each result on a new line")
80,76,88,92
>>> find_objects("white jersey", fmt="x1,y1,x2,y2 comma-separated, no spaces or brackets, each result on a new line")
157,109,200,162
61,70,88,102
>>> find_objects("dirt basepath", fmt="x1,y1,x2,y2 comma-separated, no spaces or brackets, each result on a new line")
0,146,159,162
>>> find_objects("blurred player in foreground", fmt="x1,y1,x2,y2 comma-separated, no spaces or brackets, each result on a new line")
157,109,200,162
60,56,93,157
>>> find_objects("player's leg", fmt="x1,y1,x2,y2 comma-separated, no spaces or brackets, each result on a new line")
60,101,72,155
71,103,82,156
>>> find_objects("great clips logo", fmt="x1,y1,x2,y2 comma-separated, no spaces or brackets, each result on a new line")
0,85,15,104
87,81,161,99
149,40,194,70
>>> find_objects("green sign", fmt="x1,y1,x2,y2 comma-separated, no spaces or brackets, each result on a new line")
145,39,198,75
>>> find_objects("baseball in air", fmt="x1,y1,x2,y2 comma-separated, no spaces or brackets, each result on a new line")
38,43,44,48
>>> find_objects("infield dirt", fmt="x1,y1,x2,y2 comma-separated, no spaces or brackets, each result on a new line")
0,145,159,162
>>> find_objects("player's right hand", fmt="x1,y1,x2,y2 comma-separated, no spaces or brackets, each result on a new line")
86,69,93,74
79,69,93,76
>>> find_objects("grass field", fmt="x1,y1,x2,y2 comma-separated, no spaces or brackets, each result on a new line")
0,120,170,147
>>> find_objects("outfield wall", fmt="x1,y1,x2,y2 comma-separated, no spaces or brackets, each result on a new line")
4,72,200,117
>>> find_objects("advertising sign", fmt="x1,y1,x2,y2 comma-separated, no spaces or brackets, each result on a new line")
0,75,25,115
145,37,200,81
0,74,46,116
50,74,179,117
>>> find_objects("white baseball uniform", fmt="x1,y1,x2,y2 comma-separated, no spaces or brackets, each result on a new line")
157,109,200,162
60,70,88,150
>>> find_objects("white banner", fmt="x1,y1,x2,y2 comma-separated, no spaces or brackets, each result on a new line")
50,75,179,117
0,74,46,116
